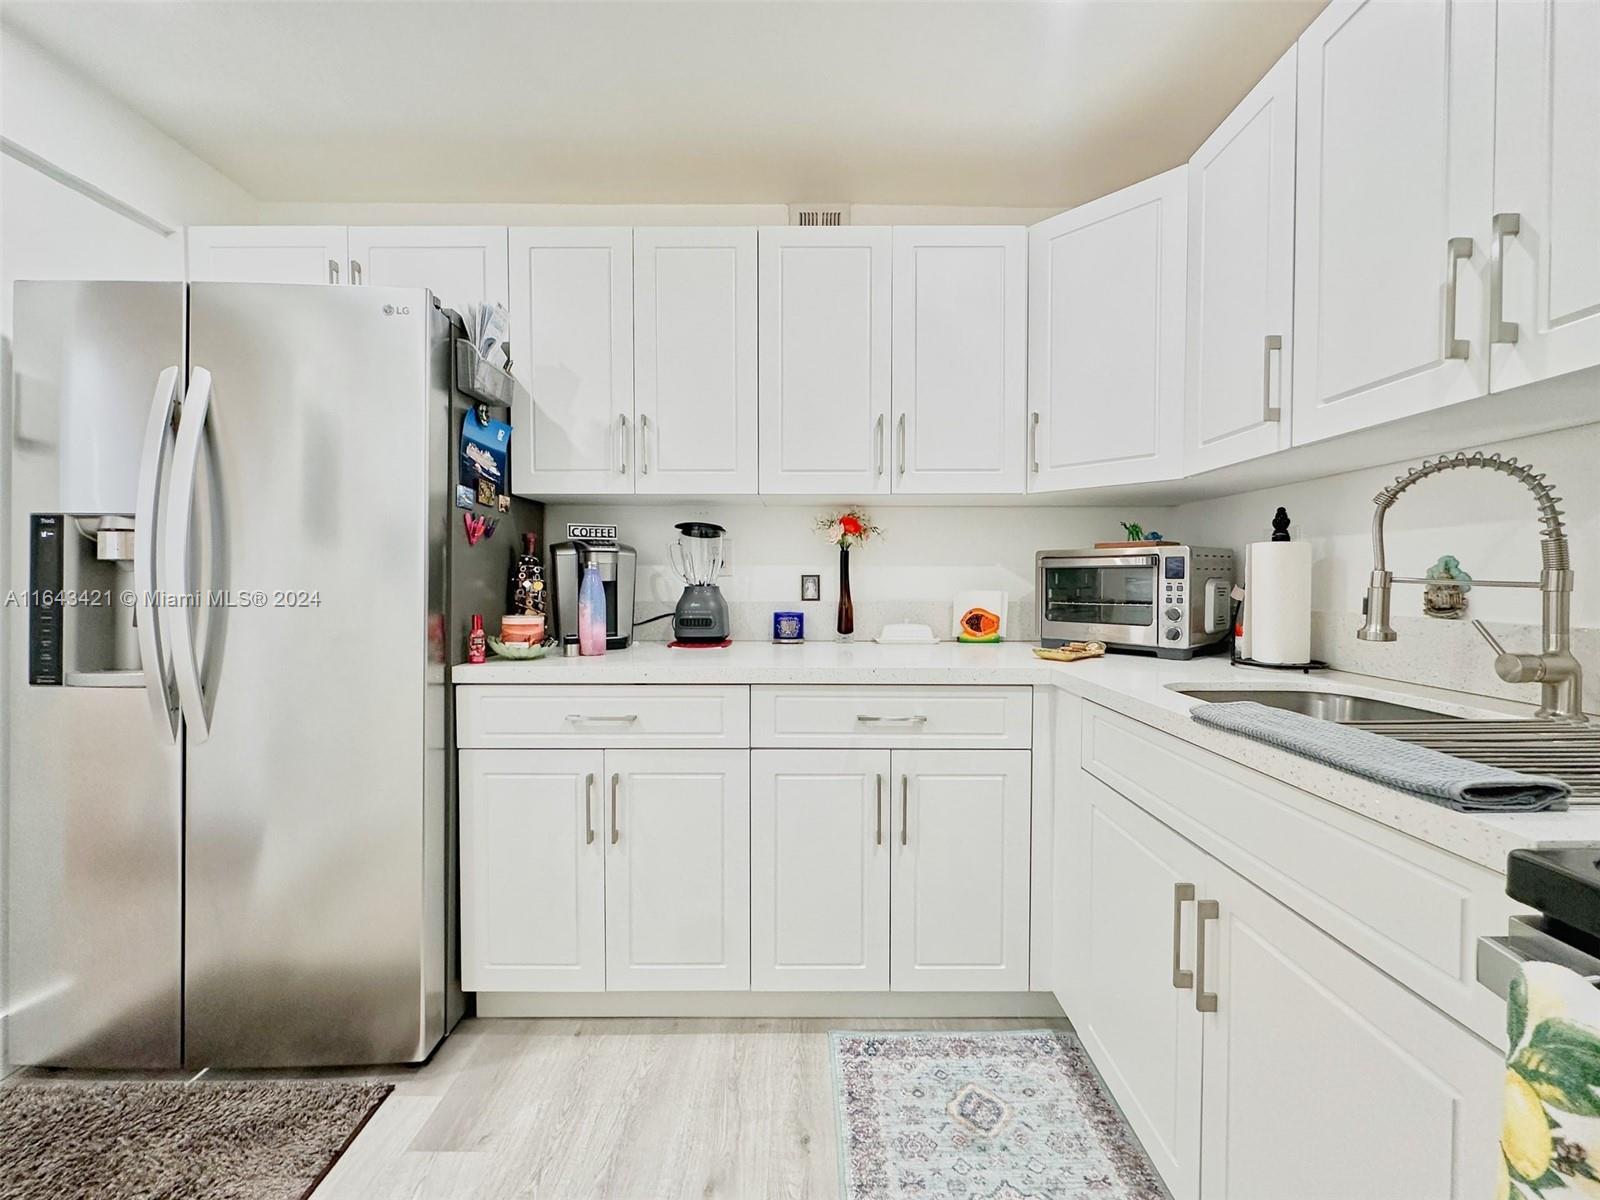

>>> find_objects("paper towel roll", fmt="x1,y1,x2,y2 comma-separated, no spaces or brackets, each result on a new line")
1248,541,1312,665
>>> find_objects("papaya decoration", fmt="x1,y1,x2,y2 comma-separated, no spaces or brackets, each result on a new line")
958,607,1002,642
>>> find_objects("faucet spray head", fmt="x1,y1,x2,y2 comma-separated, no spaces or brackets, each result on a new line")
1357,570,1396,642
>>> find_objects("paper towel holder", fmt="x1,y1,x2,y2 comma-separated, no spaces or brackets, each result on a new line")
1232,507,1327,673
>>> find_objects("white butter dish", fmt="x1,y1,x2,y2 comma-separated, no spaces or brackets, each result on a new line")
875,623,939,645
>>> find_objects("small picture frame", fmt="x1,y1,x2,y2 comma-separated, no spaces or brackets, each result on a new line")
800,574,821,602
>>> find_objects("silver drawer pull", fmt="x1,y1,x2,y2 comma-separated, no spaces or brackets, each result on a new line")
1195,899,1219,1013
1172,883,1195,989
566,713,639,725
1443,236,1474,361
584,773,596,845
856,714,928,725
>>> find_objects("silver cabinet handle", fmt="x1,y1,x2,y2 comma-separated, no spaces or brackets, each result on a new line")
566,713,639,725
897,413,907,477
610,772,621,845
617,414,629,475
875,774,884,846
1490,212,1521,346
584,773,596,845
874,414,886,477
1172,883,1195,989
1261,335,1283,423
1443,236,1474,360
856,714,928,725
639,414,650,476
1195,898,1219,1013
328,259,340,285
350,260,363,285
1029,411,1041,473
900,775,909,846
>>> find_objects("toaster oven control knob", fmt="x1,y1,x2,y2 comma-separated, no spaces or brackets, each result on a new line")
1165,607,1181,622
1164,627,1181,642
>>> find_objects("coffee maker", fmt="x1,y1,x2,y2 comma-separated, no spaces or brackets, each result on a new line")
551,540,636,649
670,522,730,645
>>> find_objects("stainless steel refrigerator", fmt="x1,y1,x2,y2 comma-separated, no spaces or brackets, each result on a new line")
6,280,538,1068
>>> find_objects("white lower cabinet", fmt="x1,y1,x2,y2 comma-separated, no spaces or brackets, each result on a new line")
1063,773,1501,1200
890,749,1032,992
750,750,891,991
1064,774,1204,1198
460,745,750,992
603,749,751,991
459,749,606,992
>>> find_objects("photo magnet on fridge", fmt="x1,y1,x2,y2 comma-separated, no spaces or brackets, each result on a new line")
460,409,511,507
455,484,476,510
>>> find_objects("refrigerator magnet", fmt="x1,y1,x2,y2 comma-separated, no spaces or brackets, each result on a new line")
455,484,475,510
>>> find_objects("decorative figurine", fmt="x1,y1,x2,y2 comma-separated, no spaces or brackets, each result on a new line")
1423,554,1473,619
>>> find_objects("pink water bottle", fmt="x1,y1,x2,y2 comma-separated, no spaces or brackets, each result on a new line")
578,561,607,655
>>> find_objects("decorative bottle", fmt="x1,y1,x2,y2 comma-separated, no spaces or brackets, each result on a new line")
578,561,607,655
467,613,487,664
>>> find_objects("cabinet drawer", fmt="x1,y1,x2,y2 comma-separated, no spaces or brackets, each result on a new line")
1080,702,1514,1046
456,686,749,749
751,686,1031,749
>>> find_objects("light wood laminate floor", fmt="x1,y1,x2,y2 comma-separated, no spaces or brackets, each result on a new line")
299,1016,1070,1199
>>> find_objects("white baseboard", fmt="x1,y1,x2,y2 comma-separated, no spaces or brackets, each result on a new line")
473,991,1066,1019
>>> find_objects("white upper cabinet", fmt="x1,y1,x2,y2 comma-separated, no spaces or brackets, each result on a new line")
346,226,509,314
187,226,349,284
1290,0,1496,445
603,749,750,991
1490,0,1600,391
632,228,758,495
750,750,890,992
1184,48,1297,476
1028,167,1187,492
508,227,634,497
459,749,606,993
890,227,1028,494
890,749,1031,992
758,227,892,495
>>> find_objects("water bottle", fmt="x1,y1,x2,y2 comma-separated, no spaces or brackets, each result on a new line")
578,561,607,655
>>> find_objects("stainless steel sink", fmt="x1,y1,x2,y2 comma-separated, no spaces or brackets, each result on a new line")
1173,688,1461,724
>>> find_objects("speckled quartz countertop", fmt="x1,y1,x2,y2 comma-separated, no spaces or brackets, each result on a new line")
453,641,1600,872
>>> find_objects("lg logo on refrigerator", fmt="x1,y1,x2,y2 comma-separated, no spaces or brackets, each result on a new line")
382,304,411,316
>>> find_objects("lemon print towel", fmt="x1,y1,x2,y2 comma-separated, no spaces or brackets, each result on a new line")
1502,961,1600,1198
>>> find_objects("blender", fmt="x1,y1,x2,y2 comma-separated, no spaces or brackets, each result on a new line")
669,521,731,645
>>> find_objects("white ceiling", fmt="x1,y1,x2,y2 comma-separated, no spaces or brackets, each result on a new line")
3,0,1325,208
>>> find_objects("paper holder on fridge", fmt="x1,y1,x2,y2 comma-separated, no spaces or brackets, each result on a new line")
453,339,521,412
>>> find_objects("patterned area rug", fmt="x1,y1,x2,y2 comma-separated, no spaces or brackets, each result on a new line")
0,1079,392,1200
831,1029,1168,1200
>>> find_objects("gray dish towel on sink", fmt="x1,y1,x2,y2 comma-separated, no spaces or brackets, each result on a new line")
1190,701,1570,812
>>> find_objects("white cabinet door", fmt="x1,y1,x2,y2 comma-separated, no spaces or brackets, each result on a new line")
889,749,1030,992
633,228,758,495
1184,48,1297,475
1490,0,1600,390
1290,0,1496,444
346,226,509,314
459,749,606,992
1027,168,1187,491
890,227,1027,494
1197,857,1502,1200
187,226,348,284
508,227,633,497
604,749,750,990
1062,775,1205,1200
758,227,892,495
750,750,890,991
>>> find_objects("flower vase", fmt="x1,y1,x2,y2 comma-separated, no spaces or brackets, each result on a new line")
836,546,855,641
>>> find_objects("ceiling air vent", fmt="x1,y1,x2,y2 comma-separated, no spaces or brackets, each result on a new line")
788,204,851,227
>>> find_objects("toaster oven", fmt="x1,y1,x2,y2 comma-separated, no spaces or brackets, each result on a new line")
1036,545,1235,658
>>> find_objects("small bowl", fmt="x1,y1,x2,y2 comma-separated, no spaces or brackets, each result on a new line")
487,636,550,661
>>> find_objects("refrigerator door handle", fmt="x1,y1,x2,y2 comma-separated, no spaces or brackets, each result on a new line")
134,366,183,742
163,366,214,742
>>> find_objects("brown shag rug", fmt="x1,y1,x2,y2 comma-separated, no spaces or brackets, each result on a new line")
0,1079,392,1200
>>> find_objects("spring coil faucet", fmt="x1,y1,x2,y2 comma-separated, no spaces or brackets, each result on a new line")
1357,451,1586,722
